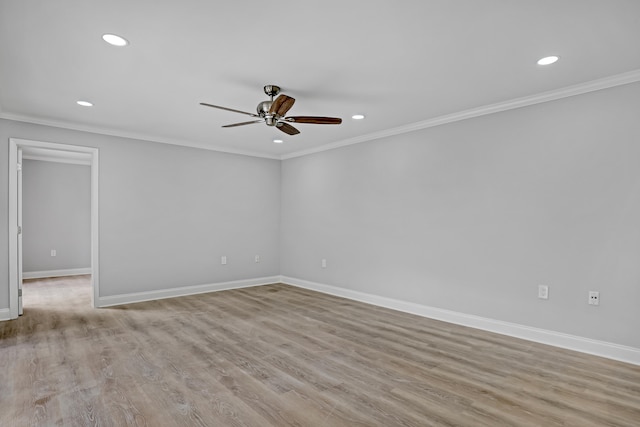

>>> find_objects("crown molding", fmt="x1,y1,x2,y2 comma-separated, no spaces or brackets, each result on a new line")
3,69,639,161
281,69,640,160
0,112,281,160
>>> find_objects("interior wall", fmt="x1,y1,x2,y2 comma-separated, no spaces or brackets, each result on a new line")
2,83,639,351
281,82,640,349
0,119,281,307
22,159,91,273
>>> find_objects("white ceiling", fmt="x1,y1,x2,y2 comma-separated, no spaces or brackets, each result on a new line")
1,1,640,159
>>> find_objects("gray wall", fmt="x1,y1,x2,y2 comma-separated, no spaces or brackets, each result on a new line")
22,159,91,272
0,119,281,307
2,82,639,350
281,82,640,349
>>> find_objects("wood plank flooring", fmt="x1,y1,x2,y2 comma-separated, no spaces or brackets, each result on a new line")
1,276,639,426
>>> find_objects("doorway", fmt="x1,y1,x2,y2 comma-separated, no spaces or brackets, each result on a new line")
8,138,100,318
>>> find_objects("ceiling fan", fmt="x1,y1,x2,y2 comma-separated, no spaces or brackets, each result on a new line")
200,85,342,135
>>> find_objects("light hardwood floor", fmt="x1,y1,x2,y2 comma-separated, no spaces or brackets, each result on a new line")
1,276,639,426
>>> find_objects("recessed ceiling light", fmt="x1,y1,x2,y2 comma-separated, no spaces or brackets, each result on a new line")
102,34,129,47
273,139,283,144
537,56,559,65
76,100,93,107
352,114,365,120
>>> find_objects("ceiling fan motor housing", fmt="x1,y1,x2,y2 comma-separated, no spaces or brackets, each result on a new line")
259,84,281,123
265,116,278,126
257,100,273,117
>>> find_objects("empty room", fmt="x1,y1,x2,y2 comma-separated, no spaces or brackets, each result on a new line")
1,1,640,426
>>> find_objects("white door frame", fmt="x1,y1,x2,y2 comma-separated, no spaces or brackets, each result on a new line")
17,147,23,315
8,138,100,317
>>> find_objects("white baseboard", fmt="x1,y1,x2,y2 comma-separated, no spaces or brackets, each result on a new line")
280,276,640,366
23,268,92,279
97,276,281,308
0,308,10,321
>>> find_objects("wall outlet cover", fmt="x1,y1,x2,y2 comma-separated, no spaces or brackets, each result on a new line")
538,285,549,299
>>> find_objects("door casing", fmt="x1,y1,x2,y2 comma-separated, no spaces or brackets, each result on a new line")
8,138,100,318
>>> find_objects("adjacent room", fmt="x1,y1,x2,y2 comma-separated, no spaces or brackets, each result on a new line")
1,1,639,426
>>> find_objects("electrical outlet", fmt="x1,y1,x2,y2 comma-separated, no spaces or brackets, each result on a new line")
255,255,260,263
221,256,227,265
321,259,327,268
51,249,57,257
538,285,549,299
588,291,600,306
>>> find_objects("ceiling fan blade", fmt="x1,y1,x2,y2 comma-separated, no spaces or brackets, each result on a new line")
277,96,296,116
276,122,300,135
269,95,296,116
268,94,285,114
285,116,342,125
222,120,263,128
200,102,258,117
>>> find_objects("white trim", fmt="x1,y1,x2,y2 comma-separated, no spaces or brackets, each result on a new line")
22,154,91,166
0,113,280,160
281,69,640,159
0,308,10,321
91,149,100,308
96,276,281,308
8,138,100,315
8,142,19,319
280,276,640,366
23,268,92,280
21,145,92,165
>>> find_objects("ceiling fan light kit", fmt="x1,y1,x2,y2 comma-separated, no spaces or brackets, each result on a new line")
200,85,342,136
